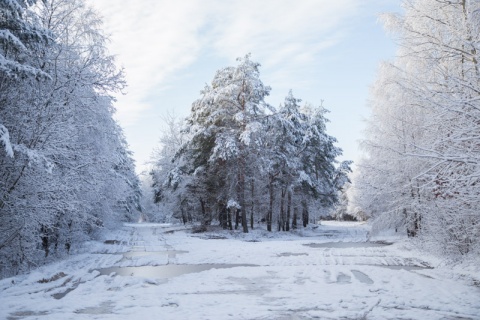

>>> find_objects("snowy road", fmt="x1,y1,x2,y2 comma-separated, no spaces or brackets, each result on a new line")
1,222,479,319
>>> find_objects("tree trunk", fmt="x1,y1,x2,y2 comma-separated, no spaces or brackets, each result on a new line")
235,208,239,230
302,200,308,228
286,189,291,231
200,198,209,226
65,242,71,254
219,201,228,229
279,188,286,231
227,208,233,230
292,207,298,230
250,179,254,230
406,208,420,238
187,205,193,223
41,225,49,258
267,176,274,232
240,185,248,233
181,207,187,225
238,152,248,233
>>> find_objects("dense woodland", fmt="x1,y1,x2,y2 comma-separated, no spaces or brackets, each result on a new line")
0,0,140,277
351,0,480,257
149,55,352,232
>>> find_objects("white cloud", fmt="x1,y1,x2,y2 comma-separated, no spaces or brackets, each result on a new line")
84,0,378,172
86,0,360,126
87,0,209,125
209,0,358,63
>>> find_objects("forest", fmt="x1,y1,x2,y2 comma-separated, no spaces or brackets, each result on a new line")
148,55,352,233
0,0,141,278
1,0,479,281
351,0,480,257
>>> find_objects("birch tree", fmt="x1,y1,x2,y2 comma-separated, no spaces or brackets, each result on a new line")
353,0,480,256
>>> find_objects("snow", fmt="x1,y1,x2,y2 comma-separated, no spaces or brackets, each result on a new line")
227,199,241,209
0,124,55,171
0,124,13,158
1,222,479,319
12,143,54,173
0,30,28,52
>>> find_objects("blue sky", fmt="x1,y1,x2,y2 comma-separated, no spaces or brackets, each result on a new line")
86,0,402,173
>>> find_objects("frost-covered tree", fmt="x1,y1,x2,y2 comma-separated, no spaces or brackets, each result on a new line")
261,92,348,231
0,0,53,271
0,0,139,278
352,60,428,236
149,114,190,223
152,59,350,233
0,0,50,157
353,0,480,256
0,0,50,78
274,92,306,231
299,104,350,226
332,182,360,221
260,91,306,231
166,54,272,233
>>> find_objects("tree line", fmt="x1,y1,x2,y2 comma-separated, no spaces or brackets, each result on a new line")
150,55,351,232
0,0,140,277
351,0,480,257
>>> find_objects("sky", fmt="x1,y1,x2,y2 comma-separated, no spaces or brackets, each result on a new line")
86,0,402,174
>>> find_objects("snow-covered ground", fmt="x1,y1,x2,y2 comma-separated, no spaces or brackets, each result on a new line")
1,222,479,320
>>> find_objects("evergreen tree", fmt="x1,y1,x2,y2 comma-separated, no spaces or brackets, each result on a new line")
168,54,271,232
153,61,350,233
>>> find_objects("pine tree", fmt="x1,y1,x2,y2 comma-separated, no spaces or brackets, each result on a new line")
153,57,349,233
168,54,271,232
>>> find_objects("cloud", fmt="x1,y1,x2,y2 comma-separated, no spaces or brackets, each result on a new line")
208,0,359,63
87,0,209,125
207,0,361,105
86,0,361,126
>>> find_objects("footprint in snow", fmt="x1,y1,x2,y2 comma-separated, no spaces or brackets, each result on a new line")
336,272,351,284
351,270,374,285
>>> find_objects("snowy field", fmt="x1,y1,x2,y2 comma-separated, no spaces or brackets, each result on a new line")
1,222,479,320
